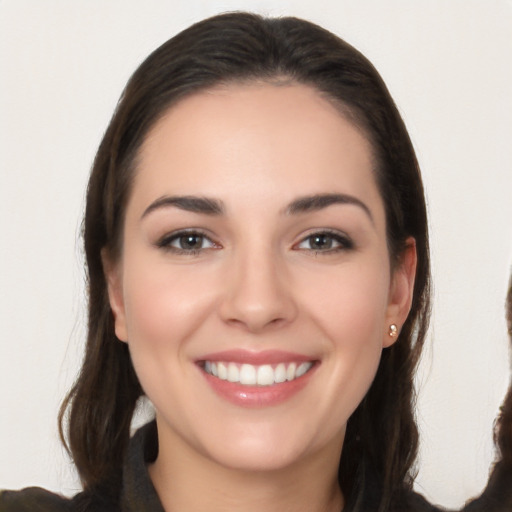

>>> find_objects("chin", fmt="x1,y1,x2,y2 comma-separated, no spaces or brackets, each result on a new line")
198,419,343,474
205,441,310,473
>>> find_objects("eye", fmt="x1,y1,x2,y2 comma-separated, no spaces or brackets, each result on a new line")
157,230,218,254
295,231,353,253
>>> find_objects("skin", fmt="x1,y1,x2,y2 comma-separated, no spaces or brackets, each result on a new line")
105,83,416,512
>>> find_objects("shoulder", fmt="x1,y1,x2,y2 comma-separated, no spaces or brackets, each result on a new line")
462,464,512,511
399,489,447,512
0,487,119,512
0,487,71,511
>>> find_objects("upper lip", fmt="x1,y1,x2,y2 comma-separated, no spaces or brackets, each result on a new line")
197,349,316,366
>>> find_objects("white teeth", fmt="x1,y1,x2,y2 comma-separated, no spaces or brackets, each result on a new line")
227,362,239,382
274,363,287,383
239,364,257,385
217,362,228,380
203,360,313,386
286,362,296,381
296,362,310,378
257,365,274,386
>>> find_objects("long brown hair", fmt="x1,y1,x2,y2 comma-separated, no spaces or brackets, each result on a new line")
59,12,431,511
460,273,512,512
496,272,512,469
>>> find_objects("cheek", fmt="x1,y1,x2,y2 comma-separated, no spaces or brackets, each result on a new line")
300,259,390,342
297,260,390,408
119,256,223,409
121,255,220,355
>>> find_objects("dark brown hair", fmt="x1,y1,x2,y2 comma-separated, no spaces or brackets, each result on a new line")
496,272,512,469
59,12,431,511
460,273,512,512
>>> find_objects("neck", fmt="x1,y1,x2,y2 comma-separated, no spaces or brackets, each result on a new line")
148,422,344,512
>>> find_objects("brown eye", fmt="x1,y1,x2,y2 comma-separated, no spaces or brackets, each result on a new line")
177,234,206,250
308,234,334,250
157,230,217,253
296,231,353,253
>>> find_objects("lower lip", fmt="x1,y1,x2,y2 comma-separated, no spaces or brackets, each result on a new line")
200,364,317,408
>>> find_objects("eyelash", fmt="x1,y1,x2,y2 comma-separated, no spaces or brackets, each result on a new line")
155,229,354,256
294,230,354,255
156,229,219,255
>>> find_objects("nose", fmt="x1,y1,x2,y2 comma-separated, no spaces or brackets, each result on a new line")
219,246,298,333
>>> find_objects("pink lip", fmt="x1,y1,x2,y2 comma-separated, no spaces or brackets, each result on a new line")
196,350,319,408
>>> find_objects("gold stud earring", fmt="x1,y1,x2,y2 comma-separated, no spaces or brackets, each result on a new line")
389,324,398,338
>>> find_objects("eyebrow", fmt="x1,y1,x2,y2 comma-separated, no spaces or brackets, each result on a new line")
141,195,224,219
141,192,373,222
286,193,373,222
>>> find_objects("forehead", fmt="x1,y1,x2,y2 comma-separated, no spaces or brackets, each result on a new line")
132,83,383,221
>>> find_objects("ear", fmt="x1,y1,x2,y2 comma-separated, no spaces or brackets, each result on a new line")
101,249,128,343
383,237,417,348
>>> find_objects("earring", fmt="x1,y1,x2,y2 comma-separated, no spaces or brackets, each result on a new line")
389,324,398,338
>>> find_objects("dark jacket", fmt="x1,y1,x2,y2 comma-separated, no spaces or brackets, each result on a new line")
0,421,163,512
460,463,512,512
1,421,443,512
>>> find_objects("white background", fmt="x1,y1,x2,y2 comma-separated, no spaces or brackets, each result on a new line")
1,1,511,509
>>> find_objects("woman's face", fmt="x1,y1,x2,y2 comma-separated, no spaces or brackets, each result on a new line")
106,83,415,473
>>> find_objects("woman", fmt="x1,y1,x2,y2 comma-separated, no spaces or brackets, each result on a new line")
461,273,512,512
1,12,440,512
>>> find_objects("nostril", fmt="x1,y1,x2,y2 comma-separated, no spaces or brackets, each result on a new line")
223,314,288,333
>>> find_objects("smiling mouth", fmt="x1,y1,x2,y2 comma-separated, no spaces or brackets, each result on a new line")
201,361,314,386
